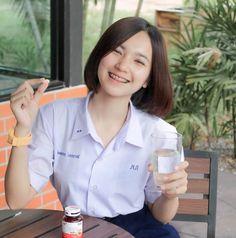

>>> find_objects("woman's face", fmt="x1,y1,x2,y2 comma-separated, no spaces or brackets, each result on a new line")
97,31,152,99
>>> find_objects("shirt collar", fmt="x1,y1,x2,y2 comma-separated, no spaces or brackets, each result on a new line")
71,93,145,148
70,92,93,140
124,102,144,148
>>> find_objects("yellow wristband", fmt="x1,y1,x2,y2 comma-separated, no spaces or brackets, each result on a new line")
7,128,32,147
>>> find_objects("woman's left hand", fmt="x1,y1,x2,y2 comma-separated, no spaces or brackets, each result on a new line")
159,161,189,199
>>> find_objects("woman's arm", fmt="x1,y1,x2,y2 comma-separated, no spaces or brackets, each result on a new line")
148,161,188,223
5,135,37,209
5,79,49,209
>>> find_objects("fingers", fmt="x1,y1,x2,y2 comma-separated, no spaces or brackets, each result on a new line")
34,79,49,103
162,161,188,183
153,161,188,185
10,89,32,114
10,78,49,117
11,87,32,102
161,175,188,192
160,163,188,198
175,161,189,170
162,184,187,199
162,171,188,191
12,78,45,96
13,92,32,111
161,177,188,199
148,161,189,174
11,83,34,101
11,78,49,105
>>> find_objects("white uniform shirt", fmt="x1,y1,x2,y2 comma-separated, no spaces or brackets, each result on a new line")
28,92,178,218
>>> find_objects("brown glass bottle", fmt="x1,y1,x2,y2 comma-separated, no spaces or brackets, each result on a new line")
62,206,83,238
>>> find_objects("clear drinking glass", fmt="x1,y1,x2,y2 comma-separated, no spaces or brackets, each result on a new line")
150,131,183,189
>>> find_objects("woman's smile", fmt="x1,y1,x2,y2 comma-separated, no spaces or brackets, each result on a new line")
108,72,129,84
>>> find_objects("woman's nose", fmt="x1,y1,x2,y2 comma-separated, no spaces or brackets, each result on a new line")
115,56,129,72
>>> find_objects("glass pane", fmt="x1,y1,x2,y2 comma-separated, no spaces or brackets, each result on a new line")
0,0,50,96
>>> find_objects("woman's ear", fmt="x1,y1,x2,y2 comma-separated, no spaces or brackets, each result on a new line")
142,84,147,88
142,80,148,88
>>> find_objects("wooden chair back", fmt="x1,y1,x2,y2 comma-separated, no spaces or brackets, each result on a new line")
174,150,218,238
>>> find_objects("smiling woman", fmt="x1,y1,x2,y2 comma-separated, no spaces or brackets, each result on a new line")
5,17,188,238
96,31,152,99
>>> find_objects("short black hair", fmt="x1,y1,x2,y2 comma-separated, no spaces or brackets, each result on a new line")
84,17,172,117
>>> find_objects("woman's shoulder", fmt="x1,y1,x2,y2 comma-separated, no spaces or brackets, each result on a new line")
134,108,176,132
40,96,87,114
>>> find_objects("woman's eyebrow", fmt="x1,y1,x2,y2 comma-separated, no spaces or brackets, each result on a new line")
119,44,150,62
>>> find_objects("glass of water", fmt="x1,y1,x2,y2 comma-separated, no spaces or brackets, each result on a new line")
150,131,183,189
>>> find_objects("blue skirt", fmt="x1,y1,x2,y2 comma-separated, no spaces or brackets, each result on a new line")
105,204,180,238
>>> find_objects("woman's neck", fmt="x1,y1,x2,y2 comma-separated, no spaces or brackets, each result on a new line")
88,92,130,124
88,92,130,146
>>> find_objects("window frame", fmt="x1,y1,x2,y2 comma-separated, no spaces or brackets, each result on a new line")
0,0,83,102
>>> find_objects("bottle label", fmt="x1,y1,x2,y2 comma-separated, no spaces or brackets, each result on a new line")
62,221,83,238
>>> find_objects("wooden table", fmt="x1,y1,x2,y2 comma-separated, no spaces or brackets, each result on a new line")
0,209,134,238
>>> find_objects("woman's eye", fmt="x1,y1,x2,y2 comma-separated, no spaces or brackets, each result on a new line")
135,60,145,66
114,49,122,55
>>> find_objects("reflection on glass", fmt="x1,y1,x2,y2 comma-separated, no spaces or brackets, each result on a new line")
0,0,50,96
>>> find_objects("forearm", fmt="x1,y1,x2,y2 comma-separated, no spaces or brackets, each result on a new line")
5,145,36,209
149,194,179,224
5,79,48,209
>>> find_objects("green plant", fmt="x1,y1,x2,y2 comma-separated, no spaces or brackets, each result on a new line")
169,0,236,157
168,22,210,148
11,0,50,72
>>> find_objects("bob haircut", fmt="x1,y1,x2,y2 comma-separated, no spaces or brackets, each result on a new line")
84,17,172,117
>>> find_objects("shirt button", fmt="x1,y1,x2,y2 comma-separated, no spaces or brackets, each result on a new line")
93,185,98,190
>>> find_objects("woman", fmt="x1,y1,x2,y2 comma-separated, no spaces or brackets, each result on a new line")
5,17,188,238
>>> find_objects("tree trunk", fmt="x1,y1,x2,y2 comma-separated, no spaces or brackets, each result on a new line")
100,0,111,36
135,0,143,17
204,100,212,149
232,98,236,159
108,0,116,26
83,0,90,38
24,0,48,72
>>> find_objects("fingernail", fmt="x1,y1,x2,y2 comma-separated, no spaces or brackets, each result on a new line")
41,78,49,84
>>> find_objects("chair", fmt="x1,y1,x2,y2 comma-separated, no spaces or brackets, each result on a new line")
173,150,218,238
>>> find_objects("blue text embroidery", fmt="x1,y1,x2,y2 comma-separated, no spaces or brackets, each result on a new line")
130,164,139,171
57,151,80,159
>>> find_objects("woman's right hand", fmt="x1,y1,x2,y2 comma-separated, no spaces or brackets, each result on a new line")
10,78,49,136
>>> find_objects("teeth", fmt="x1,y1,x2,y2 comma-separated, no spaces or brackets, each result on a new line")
109,73,129,83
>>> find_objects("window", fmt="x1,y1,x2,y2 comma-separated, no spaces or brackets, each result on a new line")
0,0,83,101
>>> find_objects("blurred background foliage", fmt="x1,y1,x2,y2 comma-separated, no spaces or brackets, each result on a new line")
168,0,236,159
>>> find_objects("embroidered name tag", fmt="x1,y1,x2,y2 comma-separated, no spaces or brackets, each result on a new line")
57,151,80,159
68,153,80,159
